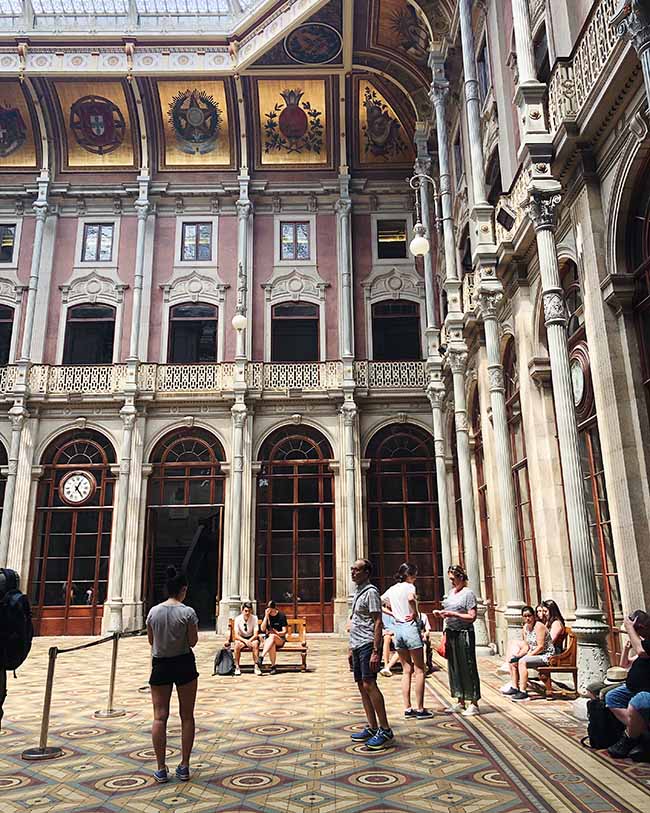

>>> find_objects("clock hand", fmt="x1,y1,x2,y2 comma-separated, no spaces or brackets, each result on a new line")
75,483,83,495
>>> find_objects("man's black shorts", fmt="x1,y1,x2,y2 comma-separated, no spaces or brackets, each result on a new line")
352,642,376,682
149,652,199,687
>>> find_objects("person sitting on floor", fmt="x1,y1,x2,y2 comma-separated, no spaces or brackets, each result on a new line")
606,610,650,761
258,601,288,674
230,602,262,677
504,605,554,702
380,611,400,677
541,599,566,654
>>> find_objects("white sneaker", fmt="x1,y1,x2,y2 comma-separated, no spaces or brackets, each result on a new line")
234,666,241,676
443,703,464,713
254,664,262,676
380,668,392,677
461,704,480,717
500,682,514,694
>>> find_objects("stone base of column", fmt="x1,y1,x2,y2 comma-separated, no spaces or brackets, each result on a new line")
333,597,351,635
504,603,526,640
105,599,124,633
217,598,242,635
573,620,610,692
474,604,494,656
118,601,143,632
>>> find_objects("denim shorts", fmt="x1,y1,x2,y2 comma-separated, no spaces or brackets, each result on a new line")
605,685,650,720
352,642,376,682
394,620,423,651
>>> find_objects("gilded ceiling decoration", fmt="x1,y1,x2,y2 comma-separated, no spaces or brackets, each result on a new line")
254,0,342,68
54,81,135,169
0,81,37,169
357,79,415,167
157,80,233,169
256,79,330,168
378,0,429,67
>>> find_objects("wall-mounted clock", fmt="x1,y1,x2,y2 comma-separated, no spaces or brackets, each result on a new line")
59,470,97,506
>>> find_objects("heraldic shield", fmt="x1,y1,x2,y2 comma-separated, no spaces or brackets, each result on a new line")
169,89,221,155
0,105,27,158
70,95,126,155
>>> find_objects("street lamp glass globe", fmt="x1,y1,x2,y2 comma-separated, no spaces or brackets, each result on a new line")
232,313,248,331
409,233,430,257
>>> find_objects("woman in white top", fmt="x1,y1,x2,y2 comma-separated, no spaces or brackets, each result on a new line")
229,602,262,676
381,563,435,719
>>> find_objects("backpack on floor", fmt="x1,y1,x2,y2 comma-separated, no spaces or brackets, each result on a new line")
213,646,235,676
0,568,34,672
581,698,625,750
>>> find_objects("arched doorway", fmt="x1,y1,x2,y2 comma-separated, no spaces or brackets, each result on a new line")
256,425,335,632
145,428,225,629
30,429,116,635
365,424,443,619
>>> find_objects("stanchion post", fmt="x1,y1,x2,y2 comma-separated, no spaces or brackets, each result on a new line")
22,647,63,761
94,632,126,719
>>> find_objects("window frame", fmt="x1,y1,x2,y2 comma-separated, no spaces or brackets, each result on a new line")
167,301,220,365
270,300,321,363
370,213,414,266
370,298,424,362
452,129,464,190
279,221,311,263
476,34,491,105
173,216,219,268
274,214,317,267
62,302,117,366
75,216,121,270
0,218,22,270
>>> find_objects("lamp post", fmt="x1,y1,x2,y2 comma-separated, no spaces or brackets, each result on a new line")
407,173,441,260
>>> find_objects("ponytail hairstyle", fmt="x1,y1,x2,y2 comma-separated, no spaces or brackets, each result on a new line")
447,564,467,583
395,562,418,582
165,565,188,599
542,599,566,628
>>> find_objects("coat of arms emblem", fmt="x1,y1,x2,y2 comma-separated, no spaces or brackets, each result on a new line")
168,89,221,155
0,105,27,158
70,95,126,155
362,87,406,160
264,88,323,155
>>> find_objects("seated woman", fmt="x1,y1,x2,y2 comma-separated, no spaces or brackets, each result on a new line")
541,599,566,654
258,601,288,674
505,605,555,701
380,611,400,677
230,602,262,676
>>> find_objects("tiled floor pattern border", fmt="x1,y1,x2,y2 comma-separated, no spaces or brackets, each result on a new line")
0,635,647,812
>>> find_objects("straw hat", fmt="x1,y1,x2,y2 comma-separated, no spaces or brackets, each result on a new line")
605,666,628,683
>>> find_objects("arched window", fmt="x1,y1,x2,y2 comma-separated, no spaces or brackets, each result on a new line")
562,261,621,659
30,430,116,635
366,424,442,616
271,301,319,362
471,389,495,642
168,302,218,364
63,303,116,365
371,300,421,361
504,339,540,605
0,304,13,365
256,425,335,632
146,428,225,628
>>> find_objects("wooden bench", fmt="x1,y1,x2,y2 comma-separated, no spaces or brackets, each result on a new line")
535,626,578,699
227,616,308,672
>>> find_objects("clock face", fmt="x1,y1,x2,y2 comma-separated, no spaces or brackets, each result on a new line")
59,471,96,505
570,359,585,407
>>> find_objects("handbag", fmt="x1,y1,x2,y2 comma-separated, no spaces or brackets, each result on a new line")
581,698,625,749
436,632,447,659
213,646,235,676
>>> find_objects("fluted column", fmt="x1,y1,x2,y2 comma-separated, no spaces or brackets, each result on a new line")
479,292,525,626
336,178,354,363
413,127,438,360
19,188,49,364
613,1,650,105
235,196,252,361
511,0,536,84
341,400,358,596
526,191,609,684
228,404,247,605
458,0,487,206
0,405,28,566
127,191,150,361
427,384,452,578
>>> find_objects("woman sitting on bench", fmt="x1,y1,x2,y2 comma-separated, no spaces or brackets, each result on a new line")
541,599,566,654
505,605,555,702
258,601,287,675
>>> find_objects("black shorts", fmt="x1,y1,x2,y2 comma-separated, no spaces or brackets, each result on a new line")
352,642,376,682
149,652,199,687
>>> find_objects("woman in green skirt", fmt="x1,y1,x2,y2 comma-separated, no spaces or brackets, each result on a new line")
433,565,481,717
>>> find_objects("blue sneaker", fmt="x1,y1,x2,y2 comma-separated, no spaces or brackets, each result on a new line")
175,765,190,781
350,726,377,742
366,728,394,751
153,766,169,783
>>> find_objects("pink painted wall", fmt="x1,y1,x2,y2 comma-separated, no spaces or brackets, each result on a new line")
116,216,136,361
251,215,273,362
148,217,176,362
13,216,36,356
218,216,239,361
43,218,77,364
352,214,372,359
316,214,338,360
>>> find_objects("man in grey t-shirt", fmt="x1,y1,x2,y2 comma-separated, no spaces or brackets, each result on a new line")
348,559,393,751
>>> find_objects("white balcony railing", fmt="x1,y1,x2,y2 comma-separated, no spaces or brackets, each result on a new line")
547,0,621,138
138,363,235,395
247,362,343,392
355,361,427,390
26,364,128,396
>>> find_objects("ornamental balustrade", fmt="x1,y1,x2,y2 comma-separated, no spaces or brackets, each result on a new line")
355,361,428,389
463,273,476,313
494,164,532,247
26,364,128,396
547,0,620,138
139,363,235,395
247,362,344,392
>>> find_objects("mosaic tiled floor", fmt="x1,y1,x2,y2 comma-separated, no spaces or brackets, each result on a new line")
1,634,649,812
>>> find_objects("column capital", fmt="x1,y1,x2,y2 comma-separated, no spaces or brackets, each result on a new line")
426,382,446,410
340,399,358,426
236,199,252,221
525,190,562,232
335,197,352,217
232,402,248,428
542,289,568,327
612,0,650,56
8,402,28,430
477,290,504,320
447,349,468,375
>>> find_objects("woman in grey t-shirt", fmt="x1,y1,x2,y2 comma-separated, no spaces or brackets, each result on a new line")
146,566,199,784
433,564,481,717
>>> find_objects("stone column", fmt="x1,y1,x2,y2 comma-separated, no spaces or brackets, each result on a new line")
613,1,650,104
427,384,452,578
235,195,252,361
458,0,487,205
341,399,358,597
336,177,354,362
413,127,438,359
19,187,49,364
128,188,150,360
478,292,526,628
526,190,610,684
511,0,536,84
107,402,137,632
0,404,28,567
228,403,247,608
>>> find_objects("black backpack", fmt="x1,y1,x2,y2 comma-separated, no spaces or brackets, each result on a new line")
213,646,235,676
0,568,34,672
581,697,625,750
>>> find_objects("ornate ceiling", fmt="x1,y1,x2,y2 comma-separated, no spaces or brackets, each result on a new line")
0,0,452,184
